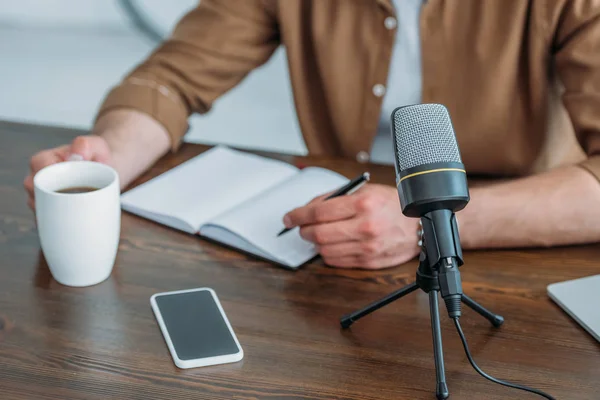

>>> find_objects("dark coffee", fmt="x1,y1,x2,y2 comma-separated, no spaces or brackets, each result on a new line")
56,186,99,194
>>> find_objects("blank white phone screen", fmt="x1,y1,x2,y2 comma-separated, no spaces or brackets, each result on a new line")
153,290,239,360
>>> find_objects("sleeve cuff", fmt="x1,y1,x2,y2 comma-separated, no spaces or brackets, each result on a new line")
578,155,600,181
96,81,190,151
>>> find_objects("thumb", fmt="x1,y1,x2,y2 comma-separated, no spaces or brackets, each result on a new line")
68,136,111,163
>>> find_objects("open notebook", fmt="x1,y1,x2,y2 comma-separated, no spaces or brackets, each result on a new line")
121,146,349,268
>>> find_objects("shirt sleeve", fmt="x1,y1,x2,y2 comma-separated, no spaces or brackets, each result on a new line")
552,0,600,180
96,0,279,150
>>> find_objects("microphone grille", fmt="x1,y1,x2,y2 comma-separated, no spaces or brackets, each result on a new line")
392,104,462,172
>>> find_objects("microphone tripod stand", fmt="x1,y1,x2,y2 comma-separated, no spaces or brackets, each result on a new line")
340,245,504,400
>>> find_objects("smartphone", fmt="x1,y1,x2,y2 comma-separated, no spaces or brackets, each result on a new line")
150,288,244,369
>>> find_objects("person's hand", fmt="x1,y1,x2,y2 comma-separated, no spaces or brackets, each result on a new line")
24,136,113,210
283,184,421,269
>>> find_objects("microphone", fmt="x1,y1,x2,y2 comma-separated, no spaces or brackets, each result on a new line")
390,104,468,318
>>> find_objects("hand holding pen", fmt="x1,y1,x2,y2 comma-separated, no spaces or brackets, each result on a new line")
278,172,370,236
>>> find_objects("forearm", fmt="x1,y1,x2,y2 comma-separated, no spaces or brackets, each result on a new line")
92,109,171,188
458,166,600,249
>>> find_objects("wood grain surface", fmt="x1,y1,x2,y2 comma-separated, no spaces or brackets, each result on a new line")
0,120,599,399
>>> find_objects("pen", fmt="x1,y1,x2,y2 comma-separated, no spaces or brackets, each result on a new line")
277,172,370,237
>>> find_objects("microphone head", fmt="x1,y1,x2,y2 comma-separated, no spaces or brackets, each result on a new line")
390,104,469,218
392,104,462,173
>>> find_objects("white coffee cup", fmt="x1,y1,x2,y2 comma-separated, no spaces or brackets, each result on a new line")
34,161,121,287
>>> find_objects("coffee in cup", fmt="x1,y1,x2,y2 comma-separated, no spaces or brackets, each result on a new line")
55,186,100,194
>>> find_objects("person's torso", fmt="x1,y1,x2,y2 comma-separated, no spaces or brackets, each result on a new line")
274,0,585,177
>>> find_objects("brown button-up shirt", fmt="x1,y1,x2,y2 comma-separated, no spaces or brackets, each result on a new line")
98,0,600,179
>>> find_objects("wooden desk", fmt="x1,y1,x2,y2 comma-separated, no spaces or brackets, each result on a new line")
1,120,599,400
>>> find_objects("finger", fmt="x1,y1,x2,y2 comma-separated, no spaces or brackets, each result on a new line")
54,145,71,161
318,239,385,258
322,255,364,268
283,193,333,227
285,195,358,228
29,150,64,174
23,175,34,196
70,136,111,163
323,253,408,270
299,218,363,245
27,197,35,211
300,214,388,244
69,136,94,160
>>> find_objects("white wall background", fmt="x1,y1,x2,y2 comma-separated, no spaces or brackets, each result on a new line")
0,0,306,154
0,0,126,27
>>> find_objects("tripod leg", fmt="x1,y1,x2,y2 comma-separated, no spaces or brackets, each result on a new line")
429,291,449,400
462,294,504,327
341,282,419,328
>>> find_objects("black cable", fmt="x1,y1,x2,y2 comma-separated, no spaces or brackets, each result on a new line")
452,318,556,400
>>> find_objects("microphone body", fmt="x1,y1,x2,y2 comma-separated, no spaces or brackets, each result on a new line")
396,161,468,218
391,104,468,318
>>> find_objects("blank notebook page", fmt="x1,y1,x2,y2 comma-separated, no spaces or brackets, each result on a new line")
204,167,349,266
120,147,299,231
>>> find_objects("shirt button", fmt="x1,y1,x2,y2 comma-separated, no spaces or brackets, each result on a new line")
372,84,386,97
384,16,397,30
356,151,370,163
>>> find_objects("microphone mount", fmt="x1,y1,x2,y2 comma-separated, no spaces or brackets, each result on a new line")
421,209,464,318
340,236,504,400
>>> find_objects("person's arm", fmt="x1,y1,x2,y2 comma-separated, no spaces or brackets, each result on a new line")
94,0,278,182
459,166,600,248
96,0,280,151
443,1,600,250
92,109,171,188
